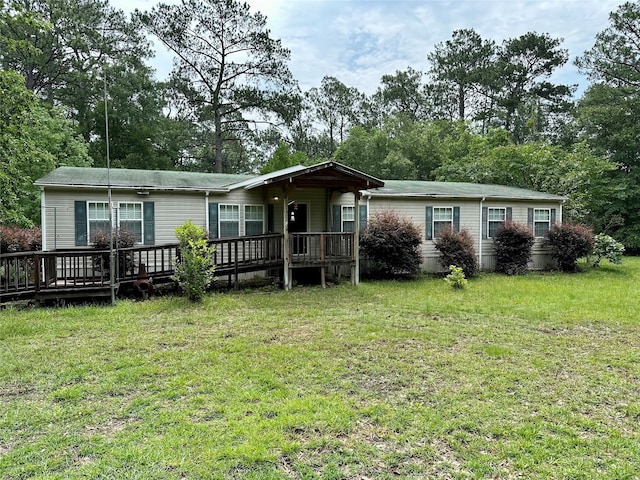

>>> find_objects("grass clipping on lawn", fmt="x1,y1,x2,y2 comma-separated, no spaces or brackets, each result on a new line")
1,259,639,479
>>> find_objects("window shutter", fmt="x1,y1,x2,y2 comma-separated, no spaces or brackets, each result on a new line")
267,204,274,233
453,206,460,232
482,207,488,239
74,201,88,246
425,206,433,240
506,207,512,221
550,208,557,225
332,205,341,232
527,208,534,229
208,203,218,239
359,205,368,231
143,201,155,245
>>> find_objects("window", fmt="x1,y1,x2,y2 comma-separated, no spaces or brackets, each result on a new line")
118,202,143,242
487,207,506,238
244,205,264,236
433,207,453,237
88,202,110,242
342,206,355,232
219,204,239,237
534,208,551,237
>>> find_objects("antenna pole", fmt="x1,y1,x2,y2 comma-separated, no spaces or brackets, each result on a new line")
103,46,115,306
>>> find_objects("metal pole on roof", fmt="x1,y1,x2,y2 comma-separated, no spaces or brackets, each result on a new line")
103,28,115,307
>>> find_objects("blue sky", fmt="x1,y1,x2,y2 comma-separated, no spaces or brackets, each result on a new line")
117,0,623,98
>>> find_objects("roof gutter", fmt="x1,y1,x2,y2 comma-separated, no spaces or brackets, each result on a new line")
33,183,231,194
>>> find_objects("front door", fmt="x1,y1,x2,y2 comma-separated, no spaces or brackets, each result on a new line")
288,202,308,254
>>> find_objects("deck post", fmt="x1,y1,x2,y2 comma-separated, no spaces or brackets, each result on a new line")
320,233,326,288
283,187,291,290
34,253,41,292
353,191,360,285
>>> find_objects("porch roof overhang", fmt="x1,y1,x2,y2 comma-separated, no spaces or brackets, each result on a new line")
239,161,385,192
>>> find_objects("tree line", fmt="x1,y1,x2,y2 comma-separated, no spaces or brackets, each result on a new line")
1,0,640,251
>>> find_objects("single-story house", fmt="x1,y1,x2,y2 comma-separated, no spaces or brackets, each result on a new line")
35,161,565,285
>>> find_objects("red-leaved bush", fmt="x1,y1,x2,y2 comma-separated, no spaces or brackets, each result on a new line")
360,210,423,279
0,225,42,253
434,226,478,277
546,223,594,272
493,221,534,275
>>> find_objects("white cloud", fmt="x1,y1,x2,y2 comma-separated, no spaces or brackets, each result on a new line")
112,0,622,97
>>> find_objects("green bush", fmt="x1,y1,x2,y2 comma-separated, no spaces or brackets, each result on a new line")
444,265,467,289
493,221,534,275
546,223,594,272
592,234,625,267
172,221,216,301
434,226,478,277
359,210,423,278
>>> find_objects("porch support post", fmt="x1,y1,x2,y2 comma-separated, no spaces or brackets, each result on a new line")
282,186,291,290
353,190,360,286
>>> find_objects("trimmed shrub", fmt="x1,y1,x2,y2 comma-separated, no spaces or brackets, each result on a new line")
0,225,41,253
434,226,478,277
592,234,625,267
91,229,136,274
546,223,594,272
359,210,423,279
172,221,216,301
493,221,534,275
91,229,136,250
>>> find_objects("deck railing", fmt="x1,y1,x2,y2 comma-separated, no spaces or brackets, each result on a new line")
289,232,355,266
0,234,285,303
0,232,357,302
209,233,283,276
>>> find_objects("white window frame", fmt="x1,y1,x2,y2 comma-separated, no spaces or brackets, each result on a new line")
534,208,551,237
87,201,110,243
487,207,506,238
118,202,143,243
342,205,355,233
244,204,264,236
433,206,454,237
219,204,240,238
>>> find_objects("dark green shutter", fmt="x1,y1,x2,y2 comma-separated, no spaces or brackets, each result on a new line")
506,207,512,221
208,203,218,239
482,207,488,238
453,206,460,232
527,208,534,229
359,205,367,231
74,201,87,246
268,204,274,233
425,206,433,240
332,205,341,232
143,202,155,245
550,208,557,225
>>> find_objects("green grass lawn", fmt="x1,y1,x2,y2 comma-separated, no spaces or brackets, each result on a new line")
1,258,639,479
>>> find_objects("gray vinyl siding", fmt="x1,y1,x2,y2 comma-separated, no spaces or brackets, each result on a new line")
41,191,76,250
41,183,562,273
40,189,153,249
152,191,207,244
362,196,562,273
42,188,266,249
266,188,328,234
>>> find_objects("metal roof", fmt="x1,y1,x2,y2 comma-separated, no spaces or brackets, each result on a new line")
365,180,565,201
34,166,251,192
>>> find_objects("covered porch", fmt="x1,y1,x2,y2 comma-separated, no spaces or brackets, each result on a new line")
243,161,384,290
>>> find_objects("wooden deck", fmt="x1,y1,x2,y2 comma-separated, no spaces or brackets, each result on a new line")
0,232,355,304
